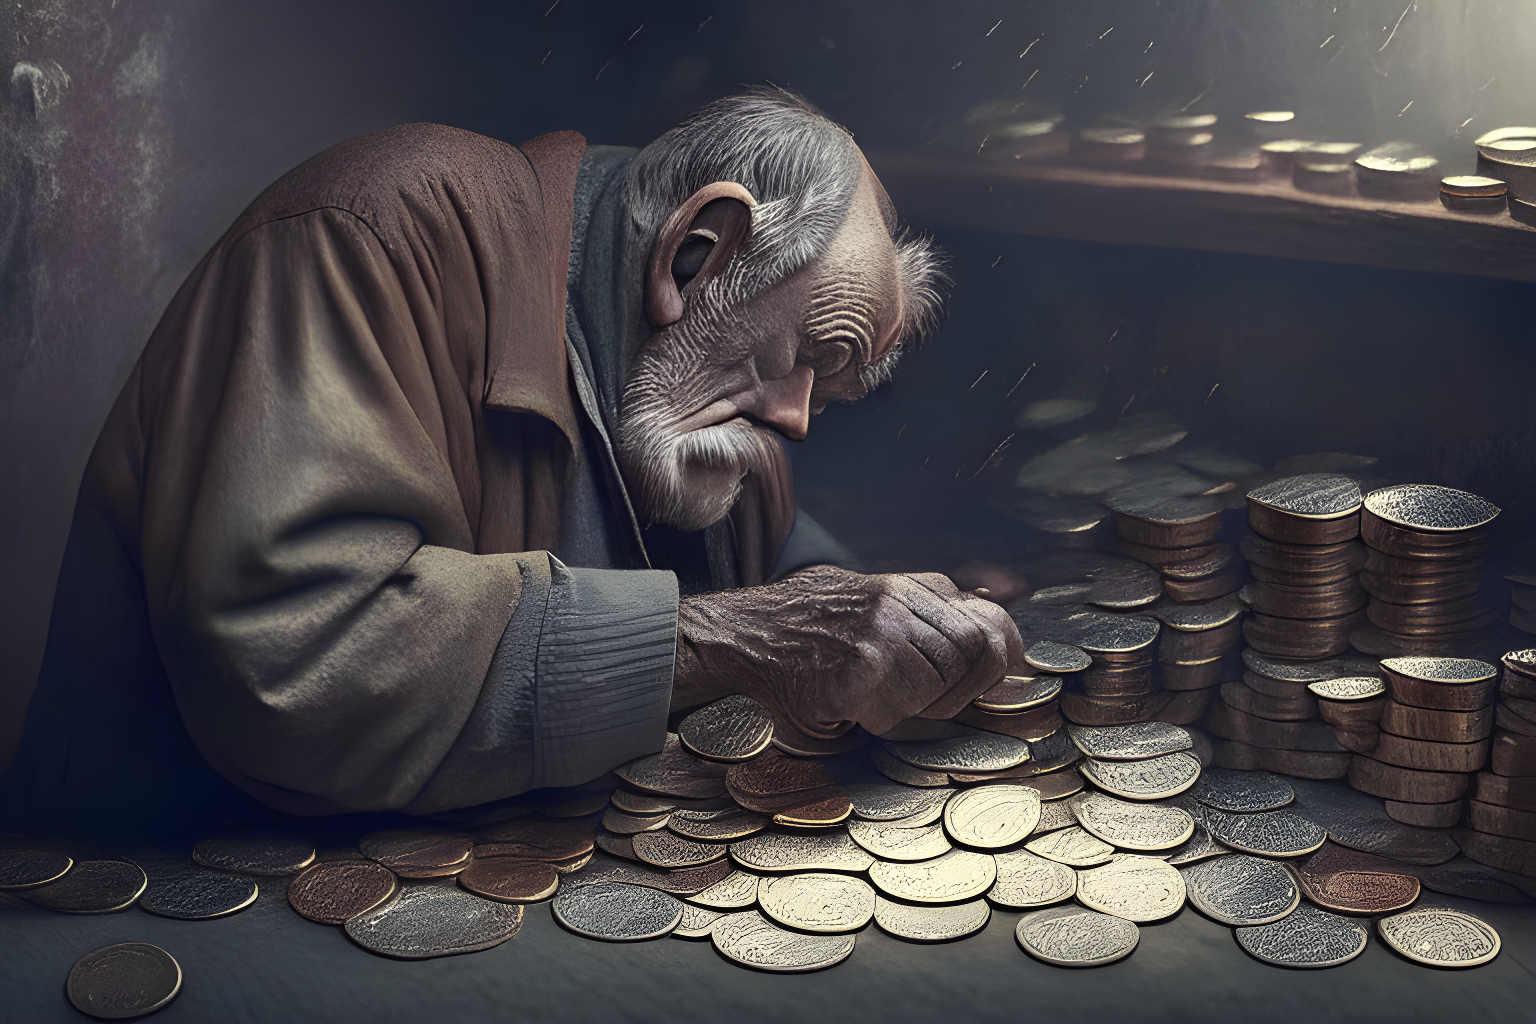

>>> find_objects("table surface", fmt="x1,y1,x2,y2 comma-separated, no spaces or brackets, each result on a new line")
4,872,1534,1024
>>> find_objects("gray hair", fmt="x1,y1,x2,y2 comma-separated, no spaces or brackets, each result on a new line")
622,88,945,387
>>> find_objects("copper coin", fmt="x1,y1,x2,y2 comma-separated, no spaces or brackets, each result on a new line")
475,819,595,861
67,943,181,1019
459,857,559,903
287,860,399,924
1292,864,1420,914
549,851,594,875
192,834,315,876
613,733,729,798
725,749,836,798
1243,610,1365,660
600,807,670,835
1241,578,1365,620
728,782,847,818
1242,532,1367,577
1115,512,1224,551
1164,571,1245,603
359,832,473,878
0,848,72,889
1380,701,1493,744
1060,689,1175,727
770,796,854,828
1220,680,1317,722
1367,547,1486,579
1360,509,1490,558
25,860,146,913
1381,657,1498,711
1160,543,1240,581
1158,619,1241,664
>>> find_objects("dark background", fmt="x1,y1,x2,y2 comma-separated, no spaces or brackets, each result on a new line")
5,0,1536,768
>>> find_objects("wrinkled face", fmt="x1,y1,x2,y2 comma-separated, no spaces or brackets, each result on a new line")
617,168,906,532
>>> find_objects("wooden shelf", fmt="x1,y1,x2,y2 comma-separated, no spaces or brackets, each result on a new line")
867,152,1536,284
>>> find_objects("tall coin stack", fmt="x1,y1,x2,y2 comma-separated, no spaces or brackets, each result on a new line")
1147,596,1245,728
1346,656,1497,829
1504,572,1536,635
1208,649,1371,780
1355,484,1502,656
1457,649,1536,879
1057,617,1169,728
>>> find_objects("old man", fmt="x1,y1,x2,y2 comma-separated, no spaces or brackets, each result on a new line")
5,90,1024,830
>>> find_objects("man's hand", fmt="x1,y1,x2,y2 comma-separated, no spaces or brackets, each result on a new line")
672,565,1027,738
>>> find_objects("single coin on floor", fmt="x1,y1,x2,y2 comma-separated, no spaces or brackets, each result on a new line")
345,884,523,959
868,849,996,903
287,861,399,924
847,820,952,862
1377,907,1501,967
1068,723,1192,761
552,880,682,941
989,851,1077,908
678,694,776,763
1236,903,1369,968
874,895,990,942
67,943,181,1020
1071,792,1195,850
458,858,559,903
1076,855,1187,922
943,785,1042,848
1080,752,1202,800
192,835,315,876
673,903,726,939
25,860,147,914
1180,854,1299,926
0,849,71,890
1016,905,1139,967
758,873,876,933
711,911,856,972
138,861,259,920
1025,826,1116,867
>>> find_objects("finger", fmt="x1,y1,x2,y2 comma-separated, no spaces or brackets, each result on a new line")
882,574,992,675
913,595,1023,719
845,636,949,735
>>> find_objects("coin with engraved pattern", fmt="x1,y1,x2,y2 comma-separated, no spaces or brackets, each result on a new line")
874,895,990,942
553,880,681,941
885,733,1032,772
666,807,768,842
687,869,761,909
868,849,997,903
1076,855,1187,922
193,834,316,877
67,943,181,1020
1025,641,1093,674
1068,723,1192,761
844,782,954,822
1080,752,1201,800
973,675,1064,713
672,903,725,939
711,911,856,971
601,807,671,835
847,820,953,862
758,873,876,933
943,785,1042,848
1025,826,1116,867
1181,854,1298,925
346,884,523,958
1201,807,1326,858
1236,902,1368,968
1188,769,1294,812
989,851,1076,908
678,694,775,762
1016,905,1139,967
458,858,559,904
630,830,727,869
137,861,259,920
1071,792,1195,850
1164,825,1230,866
1377,907,1500,967
729,831,874,874
288,860,399,924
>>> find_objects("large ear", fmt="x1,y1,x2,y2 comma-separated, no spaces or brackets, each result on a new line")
645,181,756,327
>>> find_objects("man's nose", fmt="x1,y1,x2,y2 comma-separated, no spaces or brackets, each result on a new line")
730,365,814,441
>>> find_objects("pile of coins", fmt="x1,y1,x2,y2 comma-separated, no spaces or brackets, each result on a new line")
1457,650,1536,876
1341,657,1498,829
1113,493,1241,604
1208,648,1370,781
1354,484,1503,657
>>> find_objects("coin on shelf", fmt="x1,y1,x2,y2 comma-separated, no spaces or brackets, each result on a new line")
1071,792,1195,850
666,807,768,842
874,895,990,942
943,785,1042,848
137,861,259,920
1081,752,1202,801
989,850,1076,908
1377,906,1500,967
1181,853,1298,925
711,911,856,971
458,858,559,904
847,820,952,862
1200,808,1326,858
552,880,680,941
729,831,874,874
1025,826,1116,867
288,860,399,924
758,873,876,933
193,834,315,876
25,860,147,913
687,869,761,909
346,884,523,958
631,830,727,869
673,903,726,939
973,675,1064,712
1076,856,1187,922
1016,904,1139,967
67,943,181,1020
1236,903,1369,968
868,849,997,903
0,848,72,890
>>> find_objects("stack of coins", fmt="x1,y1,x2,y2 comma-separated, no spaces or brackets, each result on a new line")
956,672,1065,745
1205,649,1367,780
1353,142,1441,202
1439,175,1507,215
1457,650,1536,879
1346,657,1497,829
1355,484,1502,656
1474,126,1536,225
1114,495,1241,604
1505,572,1536,634
1146,595,1245,724
1058,615,1171,728
1240,474,1367,661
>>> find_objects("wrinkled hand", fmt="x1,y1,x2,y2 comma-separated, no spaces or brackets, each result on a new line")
673,564,1027,738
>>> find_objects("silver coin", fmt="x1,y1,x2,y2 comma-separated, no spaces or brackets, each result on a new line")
943,785,1042,848
847,820,953,862
1165,825,1231,866
688,869,762,909
758,873,876,933
192,834,315,876
138,861,259,920
711,910,856,972
0,848,72,890
1016,905,1139,967
1237,902,1369,968
1081,752,1201,801
1148,593,1245,632
630,830,727,869
989,851,1077,908
868,850,996,903
567,852,730,895
553,880,681,941
885,732,1031,772
1033,799,1080,835
66,942,181,1019
601,807,670,835
1077,855,1187,922
874,895,990,942
973,675,1064,712
1025,641,1093,673
1201,807,1327,858
730,830,874,873
1025,826,1116,867
1249,474,1362,517
609,789,676,815
845,782,954,822
1189,768,1294,812
1308,677,1386,700
678,694,775,763
1072,792,1195,850
879,799,950,829
673,903,726,939
666,806,768,841
1364,484,1500,532
1068,723,1192,761
1242,648,1381,683
1378,656,1498,684
1028,730,1081,769
1181,854,1299,925
345,884,523,958
1073,614,1160,654
25,860,147,913
1377,907,1501,967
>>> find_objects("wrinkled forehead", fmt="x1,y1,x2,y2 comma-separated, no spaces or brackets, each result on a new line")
816,163,905,361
